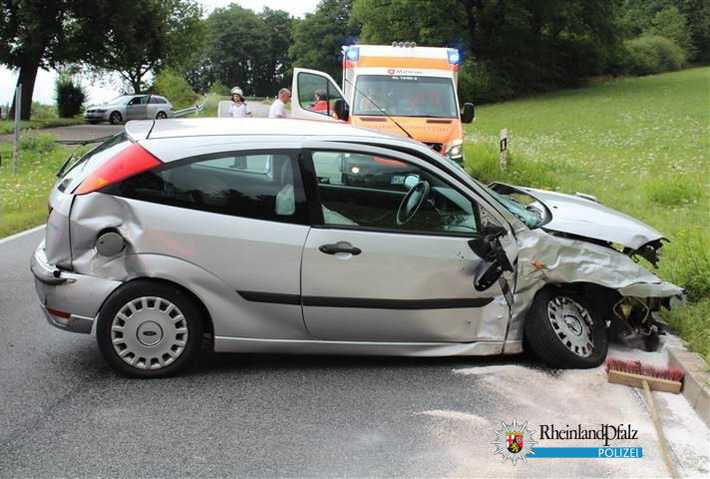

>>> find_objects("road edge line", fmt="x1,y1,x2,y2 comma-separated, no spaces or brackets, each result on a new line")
0,224,45,246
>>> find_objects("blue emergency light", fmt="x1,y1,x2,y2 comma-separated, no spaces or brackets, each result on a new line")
345,47,360,62
447,48,461,65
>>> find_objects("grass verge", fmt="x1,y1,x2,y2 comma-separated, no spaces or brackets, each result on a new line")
0,132,79,237
0,117,84,135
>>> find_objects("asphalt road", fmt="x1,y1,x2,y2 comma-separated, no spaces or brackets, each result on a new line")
0,228,707,478
0,124,124,144
0,103,272,144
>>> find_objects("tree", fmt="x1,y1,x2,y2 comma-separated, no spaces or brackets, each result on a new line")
199,5,293,96
255,8,294,95
290,0,360,83
353,0,465,48
649,6,693,57
81,0,203,93
353,0,623,100
0,1,72,120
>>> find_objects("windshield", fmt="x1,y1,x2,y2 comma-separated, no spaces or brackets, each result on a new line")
467,177,545,228
353,75,457,118
107,95,132,105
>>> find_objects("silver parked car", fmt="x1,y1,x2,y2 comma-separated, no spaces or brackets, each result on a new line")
31,118,682,377
84,94,173,125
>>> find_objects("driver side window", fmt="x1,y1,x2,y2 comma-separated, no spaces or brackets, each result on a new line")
311,151,478,235
297,72,344,118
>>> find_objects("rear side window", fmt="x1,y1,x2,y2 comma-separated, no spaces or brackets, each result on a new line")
149,96,167,104
106,151,307,224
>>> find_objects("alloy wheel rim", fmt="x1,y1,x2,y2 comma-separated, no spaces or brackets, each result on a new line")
111,296,188,370
546,296,594,358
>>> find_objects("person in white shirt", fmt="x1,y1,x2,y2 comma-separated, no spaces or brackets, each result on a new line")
228,87,250,118
268,88,291,118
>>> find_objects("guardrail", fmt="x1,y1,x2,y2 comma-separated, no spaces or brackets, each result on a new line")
172,103,205,118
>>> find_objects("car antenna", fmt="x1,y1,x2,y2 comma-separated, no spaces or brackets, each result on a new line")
344,77,414,140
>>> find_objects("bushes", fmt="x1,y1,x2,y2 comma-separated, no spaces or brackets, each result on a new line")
153,68,198,109
55,76,86,118
208,80,230,97
458,59,516,105
622,35,685,76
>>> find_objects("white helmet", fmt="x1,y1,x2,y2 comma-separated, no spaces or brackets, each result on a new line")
230,87,244,97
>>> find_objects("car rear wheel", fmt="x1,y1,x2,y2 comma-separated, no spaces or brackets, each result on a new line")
96,281,203,378
524,288,608,369
155,111,167,120
109,111,122,125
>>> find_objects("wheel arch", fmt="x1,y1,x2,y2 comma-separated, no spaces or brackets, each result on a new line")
94,275,215,343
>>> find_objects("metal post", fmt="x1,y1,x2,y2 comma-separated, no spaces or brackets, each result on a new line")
499,128,508,171
12,83,21,175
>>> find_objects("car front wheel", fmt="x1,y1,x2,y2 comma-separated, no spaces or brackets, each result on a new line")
109,111,122,125
524,288,608,369
96,281,203,378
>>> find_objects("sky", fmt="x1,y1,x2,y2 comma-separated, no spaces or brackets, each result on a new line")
0,0,320,106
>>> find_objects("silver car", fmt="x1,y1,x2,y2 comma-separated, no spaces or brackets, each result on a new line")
84,94,173,125
31,118,682,377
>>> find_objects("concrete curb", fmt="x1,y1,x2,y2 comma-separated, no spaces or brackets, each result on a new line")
668,348,710,428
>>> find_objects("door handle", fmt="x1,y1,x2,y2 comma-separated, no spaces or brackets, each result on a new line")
319,241,362,256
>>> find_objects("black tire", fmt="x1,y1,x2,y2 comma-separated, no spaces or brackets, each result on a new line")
155,111,167,119
96,280,204,378
109,111,122,125
524,287,608,369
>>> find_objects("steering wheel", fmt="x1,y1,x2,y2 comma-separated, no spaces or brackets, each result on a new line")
396,180,431,226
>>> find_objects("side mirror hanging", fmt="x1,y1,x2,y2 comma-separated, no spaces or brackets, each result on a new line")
334,99,349,121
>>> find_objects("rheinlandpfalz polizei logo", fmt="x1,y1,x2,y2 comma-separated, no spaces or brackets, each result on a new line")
492,420,537,464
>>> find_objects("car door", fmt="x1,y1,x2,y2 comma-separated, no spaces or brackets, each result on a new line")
125,95,148,120
291,68,347,121
299,146,515,343
146,95,158,118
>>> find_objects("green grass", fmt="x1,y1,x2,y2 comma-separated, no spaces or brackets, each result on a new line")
465,66,710,361
0,133,82,237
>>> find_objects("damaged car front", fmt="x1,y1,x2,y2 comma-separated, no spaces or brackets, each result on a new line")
481,181,684,366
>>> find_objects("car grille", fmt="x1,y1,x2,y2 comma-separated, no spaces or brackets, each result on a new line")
425,143,443,153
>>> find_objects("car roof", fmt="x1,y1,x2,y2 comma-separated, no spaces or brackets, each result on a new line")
126,118,401,142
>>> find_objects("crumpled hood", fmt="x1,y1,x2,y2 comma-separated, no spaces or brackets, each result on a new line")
519,187,664,250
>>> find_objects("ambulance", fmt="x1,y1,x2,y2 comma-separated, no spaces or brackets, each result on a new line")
291,42,475,164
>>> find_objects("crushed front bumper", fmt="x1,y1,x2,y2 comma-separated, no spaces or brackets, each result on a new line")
30,242,121,334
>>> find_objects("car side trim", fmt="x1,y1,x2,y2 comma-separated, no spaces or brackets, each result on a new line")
237,291,301,305
302,296,494,309
238,290,493,309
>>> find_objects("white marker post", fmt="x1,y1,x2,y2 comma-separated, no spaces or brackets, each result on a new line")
12,83,22,175
499,128,508,171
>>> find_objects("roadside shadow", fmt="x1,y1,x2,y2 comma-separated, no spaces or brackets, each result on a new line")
189,349,538,377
